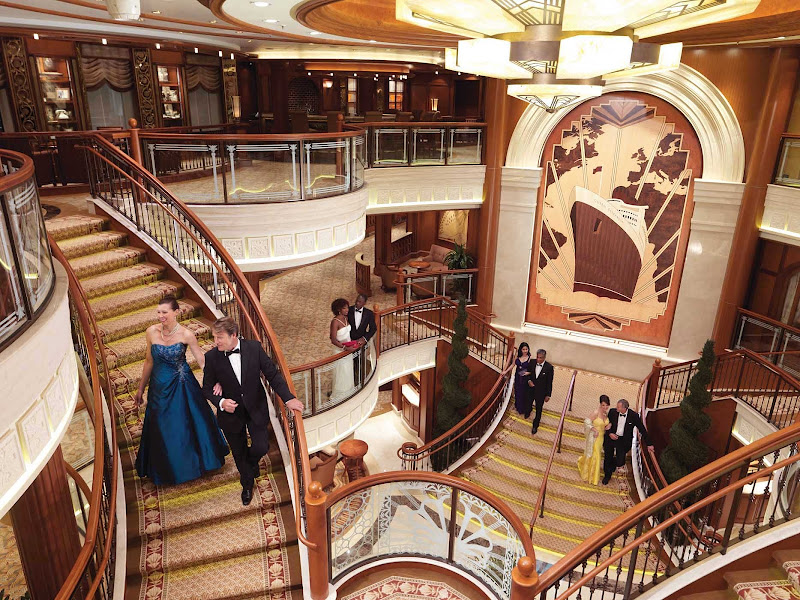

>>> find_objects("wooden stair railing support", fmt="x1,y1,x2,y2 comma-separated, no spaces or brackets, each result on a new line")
511,557,539,600
306,481,330,600
645,358,662,410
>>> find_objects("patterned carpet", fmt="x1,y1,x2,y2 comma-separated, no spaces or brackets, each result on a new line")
457,365,650,568
46,213,303,600
340,576,471,600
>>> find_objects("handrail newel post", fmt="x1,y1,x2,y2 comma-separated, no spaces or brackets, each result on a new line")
645,358,661,410
306,481,331,600
128,118,143,166
511,556,539,600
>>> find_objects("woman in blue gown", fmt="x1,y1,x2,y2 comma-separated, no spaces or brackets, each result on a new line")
134,295,229,486
514,342,534,418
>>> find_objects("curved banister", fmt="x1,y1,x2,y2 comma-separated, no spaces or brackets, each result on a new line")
138,129,366,142
324,470,534,550
49,237,119,600
737,307,800,338
80,134,316,549
0,148,35,190
397,348,515,465
536,421,800,598
529,370,577,533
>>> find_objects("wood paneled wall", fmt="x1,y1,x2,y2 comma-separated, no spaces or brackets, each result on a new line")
682,47,776,172
646,398,738,460
746,238,800,319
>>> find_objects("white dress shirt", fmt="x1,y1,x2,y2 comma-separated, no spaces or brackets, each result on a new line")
220,342,242,410
535,362,543,378
353,307,363,329
615,411,628,437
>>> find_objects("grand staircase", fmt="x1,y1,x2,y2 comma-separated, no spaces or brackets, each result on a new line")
47,213,303,600
679,550,800,600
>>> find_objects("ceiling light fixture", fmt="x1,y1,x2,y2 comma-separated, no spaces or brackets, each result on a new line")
252,1,270,6
152,10,161,14
33,33,39,40
309,31,322,36
102,38,107,45
155,42,160,49
369,39,377,43
399,0,761,112
264,18,278,23
194,47,198,53
209,19,216,23
105,0,141,20
219,50,223,57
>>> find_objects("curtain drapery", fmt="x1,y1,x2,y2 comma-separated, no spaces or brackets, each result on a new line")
185,65,222,92
80,56,134,91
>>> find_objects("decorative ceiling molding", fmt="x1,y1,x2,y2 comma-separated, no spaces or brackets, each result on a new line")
505,64,745,184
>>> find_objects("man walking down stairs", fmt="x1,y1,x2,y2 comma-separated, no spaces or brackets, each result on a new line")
46,213,303,600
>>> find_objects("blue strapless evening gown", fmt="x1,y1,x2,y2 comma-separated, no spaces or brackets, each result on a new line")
135,343,229,486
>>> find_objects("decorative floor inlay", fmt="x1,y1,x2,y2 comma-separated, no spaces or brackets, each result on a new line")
340,576,471,600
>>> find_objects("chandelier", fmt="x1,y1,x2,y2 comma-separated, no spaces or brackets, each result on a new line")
106,0,141,21
397,0,760,111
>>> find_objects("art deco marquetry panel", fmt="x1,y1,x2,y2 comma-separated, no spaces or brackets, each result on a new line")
222,58,239,124
526,93,703,348
133,48,158,129
1,37,39,131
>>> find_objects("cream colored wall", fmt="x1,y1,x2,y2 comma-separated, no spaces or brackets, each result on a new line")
0,263,79,516
365,165,485,214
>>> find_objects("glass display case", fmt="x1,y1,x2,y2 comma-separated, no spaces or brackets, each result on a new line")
156,65,185,127
35,56,81,132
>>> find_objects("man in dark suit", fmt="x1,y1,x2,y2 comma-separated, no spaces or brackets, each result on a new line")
602,399,653,485
529,349,554,435
348,293,377,385
202,316,304,506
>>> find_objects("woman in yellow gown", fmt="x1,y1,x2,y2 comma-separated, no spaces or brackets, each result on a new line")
578,395,611,485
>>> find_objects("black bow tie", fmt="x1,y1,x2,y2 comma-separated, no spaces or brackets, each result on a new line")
224,348,240,357
354,308,362,312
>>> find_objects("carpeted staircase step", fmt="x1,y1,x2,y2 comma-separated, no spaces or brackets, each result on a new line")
132,546,303,600
107,340,212,396
89,280,185,321
103,317,213,369
97,300,203,343
69,246,148,278
496,427,585,468
81,263,167,298
58,230,128,259
504,412,587,451
46,214,108,241
773,549,800,566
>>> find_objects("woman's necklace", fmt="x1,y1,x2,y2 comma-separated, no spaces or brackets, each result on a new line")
161,322,180,339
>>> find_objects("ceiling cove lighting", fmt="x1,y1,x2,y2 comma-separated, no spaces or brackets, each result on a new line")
399,0,761,112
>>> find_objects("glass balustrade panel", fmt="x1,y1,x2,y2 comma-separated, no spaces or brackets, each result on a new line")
373,128,408,166
303,137,350,199
411,127,446,166
145,138,224,203
448,127,483,165
223,141,301,203
776,139,800,187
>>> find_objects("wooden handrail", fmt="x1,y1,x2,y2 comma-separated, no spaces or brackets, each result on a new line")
0,149,35,193
324,469,536,557
289,345,360,374
737,307,800,338
544,432,800,599
534,417,800,593
63,460,92,507
402,268,480,277
138,129,365,142
50,237,119,600
398,347,515,463
529,370,577,534
83,134,315,549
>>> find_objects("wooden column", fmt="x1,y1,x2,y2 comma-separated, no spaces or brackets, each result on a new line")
1,37,40,131
269,62,290,134
419,366,437,443
222,58,239,123
474,78,508,315
713,47,800,350
374,213,392,277
11,447,82,600
132,48,158,129
245,272,262,301
237,61,257,120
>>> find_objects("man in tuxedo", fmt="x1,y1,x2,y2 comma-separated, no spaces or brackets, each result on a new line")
202,316,304,506
602,399,653,485
348,293,377,385
529,349,554,435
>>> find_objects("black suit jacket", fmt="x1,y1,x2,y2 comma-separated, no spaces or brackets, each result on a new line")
202,339,295,426
606,408,650,452
530,360,554,402
348,307,377,342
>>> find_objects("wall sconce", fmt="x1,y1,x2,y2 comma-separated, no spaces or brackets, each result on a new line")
231,95,241,120
323,79,333,89
430,97,439,111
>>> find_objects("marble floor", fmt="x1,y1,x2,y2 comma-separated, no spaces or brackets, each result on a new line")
355,401,421,475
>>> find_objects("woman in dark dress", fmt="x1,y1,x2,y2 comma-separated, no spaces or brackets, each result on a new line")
514,342,534,417
134,295,229,486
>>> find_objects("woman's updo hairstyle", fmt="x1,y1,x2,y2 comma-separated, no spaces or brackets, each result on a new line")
331,298,348,316
158,294,180,311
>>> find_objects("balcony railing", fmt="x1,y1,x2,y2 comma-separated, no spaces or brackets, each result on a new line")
361,122,486,167
397,268,479,304
0,149,56,350
733,308,800,379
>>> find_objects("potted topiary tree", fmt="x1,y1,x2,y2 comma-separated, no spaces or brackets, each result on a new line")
659,339,716,483
443,244,475,300
432,294,472,470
